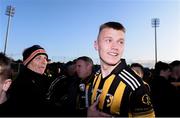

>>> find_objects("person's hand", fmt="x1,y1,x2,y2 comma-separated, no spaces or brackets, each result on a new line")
87,100,111,117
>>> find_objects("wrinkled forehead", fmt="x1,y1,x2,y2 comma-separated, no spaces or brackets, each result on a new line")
30,55,48,63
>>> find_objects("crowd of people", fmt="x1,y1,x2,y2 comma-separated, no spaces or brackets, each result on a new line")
0,21,180,117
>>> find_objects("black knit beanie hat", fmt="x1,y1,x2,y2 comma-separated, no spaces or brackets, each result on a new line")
23,45,48,66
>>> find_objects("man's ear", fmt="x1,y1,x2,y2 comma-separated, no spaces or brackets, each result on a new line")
2,79,12,92
94,40,98,51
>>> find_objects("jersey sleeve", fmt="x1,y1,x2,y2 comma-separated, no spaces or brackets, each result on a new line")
129,84,155,117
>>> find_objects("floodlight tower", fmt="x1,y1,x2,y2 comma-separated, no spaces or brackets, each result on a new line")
4,5,15,54
151,18,160,63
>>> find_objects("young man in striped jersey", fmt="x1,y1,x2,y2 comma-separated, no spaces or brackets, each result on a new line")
87,21,155,117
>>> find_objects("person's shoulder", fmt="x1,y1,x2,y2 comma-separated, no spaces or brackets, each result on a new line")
119,67,144,83
118,67,144,91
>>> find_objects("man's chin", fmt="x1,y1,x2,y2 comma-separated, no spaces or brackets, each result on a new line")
104,60,121,66
108,62,119,66
38,70,45,75
100,57,121,66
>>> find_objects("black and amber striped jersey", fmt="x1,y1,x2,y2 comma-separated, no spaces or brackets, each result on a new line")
89,59,155,117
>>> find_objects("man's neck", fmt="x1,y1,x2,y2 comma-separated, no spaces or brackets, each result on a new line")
101,61,121,78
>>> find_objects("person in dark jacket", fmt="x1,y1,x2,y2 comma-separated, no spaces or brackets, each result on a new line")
0,53,13,116
71,56,95,116
150,61,179,116
45,60,77,116
8,45,51,116
52,56,94,117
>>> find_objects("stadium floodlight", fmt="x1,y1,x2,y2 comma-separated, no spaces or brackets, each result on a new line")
4,5,15,54
151,18,160,64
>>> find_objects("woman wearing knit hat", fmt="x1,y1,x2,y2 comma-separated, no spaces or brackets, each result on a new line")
8,45,51,116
